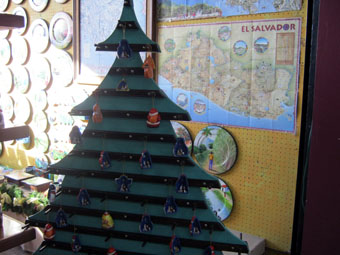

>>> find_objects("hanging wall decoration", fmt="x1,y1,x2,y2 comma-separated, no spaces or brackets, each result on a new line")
55,0,68,3
164,196,177,214
169,235,181,255
107,246,117,255
29,18,50,53
31,111,48,133
0,28,10,39
11,37,29,64
78,188,91,206
115,174,132,193
34,132,50,153
189,216,202,236
116,78,129,91
0,39,11,65
55,208,68,228
146,108,161,128
47,183,56,203
173,137,189,157
0,95,14,120
139,150,152,169
193,126,238,175
13,66,30,93
0,66,13,93
99,151,111,169
69,125,82,144
14,95,31,124
49,12,73,49
139,214,153,233
29,0,49,12
204,245,215,255
12,7,27,35
71,234,82,253
0,0,8,11
12,0,24,4
175,174,189,194
50,48,73,87
102,211,114,229
29,55,51,90
170,121,193,155
31,90,48,110
43,223,56,240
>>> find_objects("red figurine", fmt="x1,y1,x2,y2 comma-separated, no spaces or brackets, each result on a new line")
142,55,155,79
146,108,160,128
43,223,56,240
92,103,103,123
107,246,118,255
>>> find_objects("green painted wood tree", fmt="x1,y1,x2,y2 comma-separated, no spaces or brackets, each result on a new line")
28,1,248,254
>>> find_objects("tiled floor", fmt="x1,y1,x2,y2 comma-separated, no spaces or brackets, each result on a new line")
1,246,32,255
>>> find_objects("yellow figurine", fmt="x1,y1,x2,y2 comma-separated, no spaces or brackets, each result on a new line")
102,211,114,229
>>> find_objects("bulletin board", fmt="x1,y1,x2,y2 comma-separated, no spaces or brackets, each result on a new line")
157,1,308,252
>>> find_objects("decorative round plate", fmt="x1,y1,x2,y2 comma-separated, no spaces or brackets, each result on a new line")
13,66,30,93
0,39,11,65
29,0,49,12
29,18,49,53
30,55,51,90
12,7,28,35
201,178,234,221
0,142,3,156
12,0,24,4
0,66,13,93
34,132,50,153
49,12,73,49
31,111,48,132
31,90,48,110
35,154,50,169
0,0,8,11
14,95,31,123
193,126,238,174
170,121,193,154
50,48,73,87
1,95,14,120
54,0,68,3
0,29,10,39
11,37,29,64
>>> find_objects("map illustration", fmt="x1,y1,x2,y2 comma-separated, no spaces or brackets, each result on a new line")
157,0,302,21
158,19,301,132
80,0,146,77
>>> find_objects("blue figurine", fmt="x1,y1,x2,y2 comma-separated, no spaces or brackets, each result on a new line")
117,39,132,58
139,214,153,233
175,174,189,194
115,175,133,192
169,235,181,255
99,151,111,169
116,78,129,91
47,183,56,203
71,234,82,253
77,188,91,206
139,150,152,169
189,216,202,236
55,208,68,228
173,137,188,157
204,245,215,255
164,196,177,214
69,126,82,144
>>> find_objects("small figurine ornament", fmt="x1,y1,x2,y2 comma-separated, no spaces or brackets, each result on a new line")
116,78,129,91
107,246,118,255
189,216,202,236
204,245,215,255
139,150,152,169
47,183,56,203
55,208,68,228
164,196,177,214
115,175,133,192
77,188,91,206
169,235,181,255
175,174,189,194
43,223,55,240
146,108,161,128
102,212,114,229
173,137,189,157
142,55,155,79
71,234,82,253
92,103,103,123
117,39,132,58
139,214,153,233
69,126,82,144
99,151,111,169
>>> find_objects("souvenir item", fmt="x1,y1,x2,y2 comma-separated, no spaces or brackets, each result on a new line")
0,110,4,129
71,234,82,253
29,0,48,12
204,245,215,255
117,39,132,58
164,196,177,214
14,95,31,124
142,55,155,78
171,121,193,154
139,150,152,169
1,95,13,120
102,212,114,229
99,151,111,169
173,137,189,157
169,235,181,255
115,175,132,193
13,66,30,93
30,56,51,90
12,7,27,35
0,0,8,12
69,126,82,144
139,214,153,233
31,90,48,110
55,0,68,3
11,37,29,64
48,183,56,203
31,111,48,132
0,29,10,40
116,78,129,91
34,132,50,153
55,208,68,228
92,103,103,123
30,18,49,53
0,39,11,65
49,12,73,49
78,188,91,206
12,0,24,4
175,174,189,194
189,216,202,236
50,48,73,87
107,246,117,255
35,154,50,170
146,108,160,128
0,66,13,93
43,223,55,240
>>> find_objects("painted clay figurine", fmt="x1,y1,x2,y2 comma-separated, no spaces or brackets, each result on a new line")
99,151,111,169
71,234,82,253
173,137,189,157
102,211,114,229
169,235,181,255
55,208,68,228
164,196,177,214
116,78,129,91
115,175,133,192
139,214,153,233
175,174,189,194
92,103,103,123
204,245,215,255
43,223,55,240
47,183,56,203
189,216,202,236
69,126,82,144
139,150,152,169
107,246,117,255
77,188,91,206
142,55,155,79
146,108,161,128
117,39,132,58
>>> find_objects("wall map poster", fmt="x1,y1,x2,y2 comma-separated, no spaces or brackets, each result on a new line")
157,0,302,21
158,18,301,132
